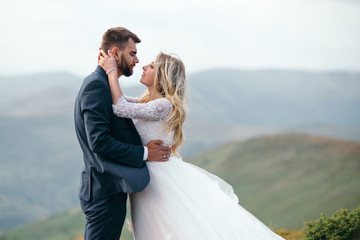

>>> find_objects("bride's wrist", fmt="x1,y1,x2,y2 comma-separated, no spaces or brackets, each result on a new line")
106,67,117,75
108,69,119,80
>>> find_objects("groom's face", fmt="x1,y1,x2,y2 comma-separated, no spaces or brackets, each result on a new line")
117,38,139,77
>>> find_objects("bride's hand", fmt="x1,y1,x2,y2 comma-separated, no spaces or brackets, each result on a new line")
98,49,117,72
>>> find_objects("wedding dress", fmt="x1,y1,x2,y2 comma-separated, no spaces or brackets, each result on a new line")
113,96,285,240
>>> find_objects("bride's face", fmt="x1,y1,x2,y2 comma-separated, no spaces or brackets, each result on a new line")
140,61,156,87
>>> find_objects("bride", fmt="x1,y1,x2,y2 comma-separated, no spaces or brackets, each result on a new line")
98,50,284,240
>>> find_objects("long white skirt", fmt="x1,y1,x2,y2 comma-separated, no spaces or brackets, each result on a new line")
130,156,285,240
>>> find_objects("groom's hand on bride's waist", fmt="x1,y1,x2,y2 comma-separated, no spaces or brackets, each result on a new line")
146,140,171,162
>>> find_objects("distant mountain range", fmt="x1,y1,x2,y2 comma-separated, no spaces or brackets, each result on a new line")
188,69,360,127
1,134,359,239
0,68,359,231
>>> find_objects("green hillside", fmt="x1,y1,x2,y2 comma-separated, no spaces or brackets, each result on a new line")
0,208,134,240
1,134,359,239
0,209,84,240
188,134,360,229
0,116,82,231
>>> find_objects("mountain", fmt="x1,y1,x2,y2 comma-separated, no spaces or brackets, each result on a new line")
0,69,359,231
0,134,359,239
0,209,85,240
187,69,360,127
188,134,360,230
1,69,360,127
0,208,132,240
0,115,80,231
0,72,81,104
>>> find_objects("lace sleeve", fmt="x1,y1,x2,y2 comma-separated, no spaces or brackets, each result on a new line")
112,96,173,120
124,96,139,103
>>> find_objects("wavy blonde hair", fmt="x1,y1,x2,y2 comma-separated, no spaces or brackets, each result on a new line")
140,52,188,156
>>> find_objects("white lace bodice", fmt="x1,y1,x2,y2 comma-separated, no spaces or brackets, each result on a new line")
112,96,174,147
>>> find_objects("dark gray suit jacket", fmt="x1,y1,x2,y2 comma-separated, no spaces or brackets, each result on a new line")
74,66,150,201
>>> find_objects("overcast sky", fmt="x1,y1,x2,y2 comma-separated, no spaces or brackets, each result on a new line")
0,0,359,83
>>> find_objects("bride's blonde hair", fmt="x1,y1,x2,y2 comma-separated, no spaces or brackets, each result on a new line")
140,52,188,156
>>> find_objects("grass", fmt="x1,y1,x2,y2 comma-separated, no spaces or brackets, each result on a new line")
275,229,304,240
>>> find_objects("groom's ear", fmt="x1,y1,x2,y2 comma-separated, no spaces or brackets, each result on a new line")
111,47,121,60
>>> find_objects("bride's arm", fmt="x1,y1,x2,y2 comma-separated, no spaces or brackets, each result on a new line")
98,49,124,104
98,50,172,120
112,97,173,120
108,70,124,104
124,96,140,103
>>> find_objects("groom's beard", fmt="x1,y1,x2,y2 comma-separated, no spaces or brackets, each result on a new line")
118,54,134,77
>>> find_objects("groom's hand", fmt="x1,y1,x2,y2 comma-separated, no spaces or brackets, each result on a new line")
146,140,171,162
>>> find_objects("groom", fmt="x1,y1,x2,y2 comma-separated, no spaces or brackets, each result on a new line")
74,27,171,240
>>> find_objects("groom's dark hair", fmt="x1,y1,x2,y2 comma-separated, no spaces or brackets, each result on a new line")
101,27,141,52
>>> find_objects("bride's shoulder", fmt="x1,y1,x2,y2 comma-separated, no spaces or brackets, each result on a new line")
153,97,173,106
151,98,173,111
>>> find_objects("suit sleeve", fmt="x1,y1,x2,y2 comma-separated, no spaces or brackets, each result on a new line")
81,79,144,168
